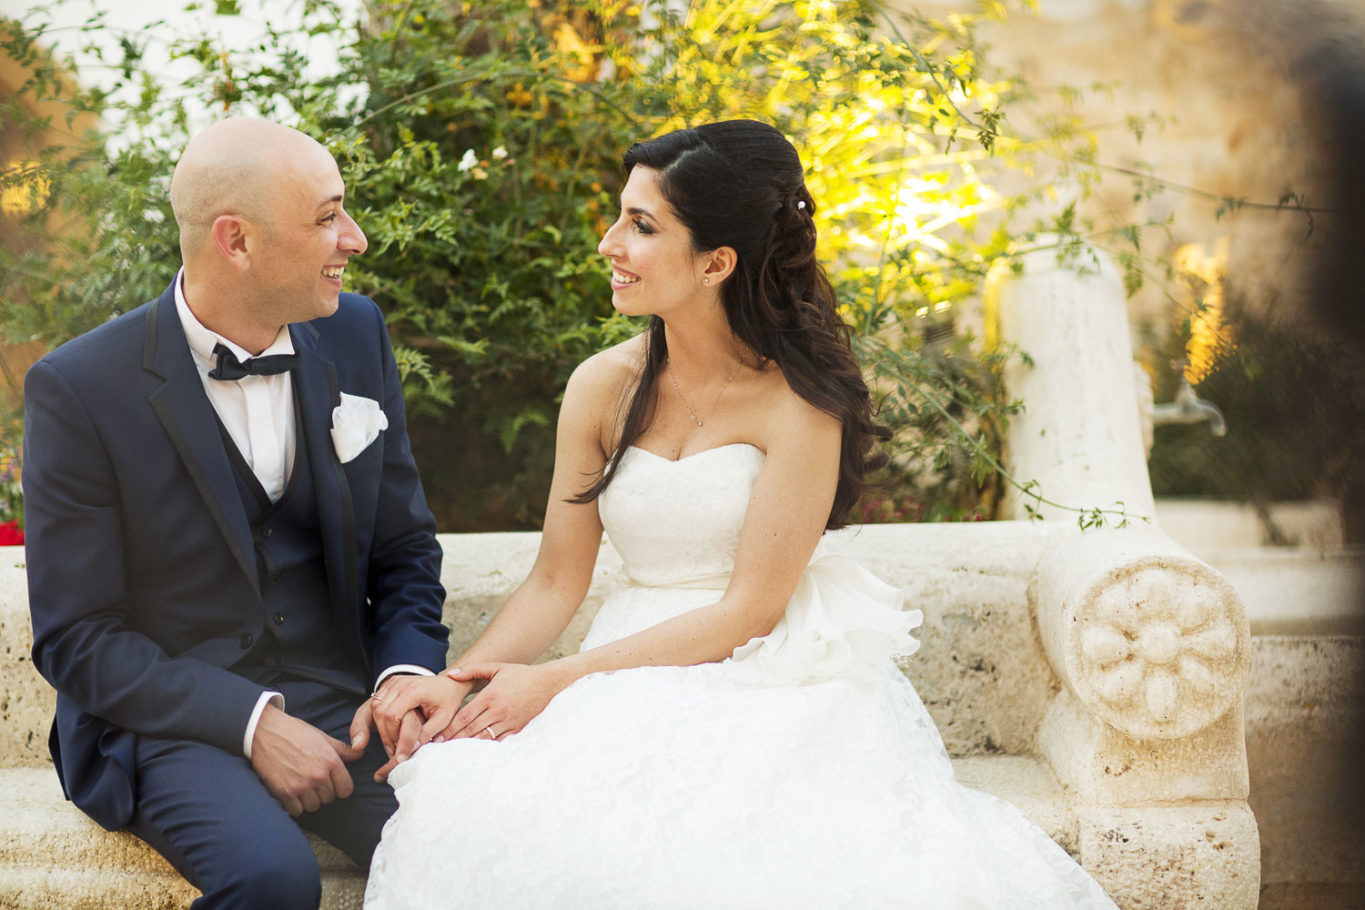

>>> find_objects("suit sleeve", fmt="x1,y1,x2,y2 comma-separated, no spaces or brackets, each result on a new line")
356,302,449,681
24,359,268,755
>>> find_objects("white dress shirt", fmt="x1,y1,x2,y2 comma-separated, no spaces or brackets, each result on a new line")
175,272,296,502
174,271,429,759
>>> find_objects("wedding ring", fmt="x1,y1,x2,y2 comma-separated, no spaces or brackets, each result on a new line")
484,727,498,739
369,694,382,701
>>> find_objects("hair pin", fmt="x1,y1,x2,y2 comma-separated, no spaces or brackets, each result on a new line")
796,200,807,210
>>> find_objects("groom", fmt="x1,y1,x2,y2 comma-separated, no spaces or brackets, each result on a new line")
23,118,449,908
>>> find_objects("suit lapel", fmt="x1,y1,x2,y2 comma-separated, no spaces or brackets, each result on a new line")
290,323,360,644
143,288,260,597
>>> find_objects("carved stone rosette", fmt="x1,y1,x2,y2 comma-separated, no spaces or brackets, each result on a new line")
1034,528,1251,740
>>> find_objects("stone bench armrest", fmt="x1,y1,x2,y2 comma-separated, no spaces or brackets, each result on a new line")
1030,526,1253,806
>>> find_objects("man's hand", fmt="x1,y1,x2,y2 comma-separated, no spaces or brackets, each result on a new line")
250,703,363,816
364,674,472,783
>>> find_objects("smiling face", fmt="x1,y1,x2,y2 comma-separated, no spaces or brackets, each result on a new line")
249,140,368,325
597,166,710,319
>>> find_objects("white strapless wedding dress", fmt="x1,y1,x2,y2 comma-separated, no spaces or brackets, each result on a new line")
364,444,1117,909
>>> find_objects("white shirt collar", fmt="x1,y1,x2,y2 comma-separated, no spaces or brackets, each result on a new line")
173,267,295,368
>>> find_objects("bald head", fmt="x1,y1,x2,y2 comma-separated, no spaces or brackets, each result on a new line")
169,118,335,261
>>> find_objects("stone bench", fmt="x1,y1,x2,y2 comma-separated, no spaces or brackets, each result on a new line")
0,522,1261,908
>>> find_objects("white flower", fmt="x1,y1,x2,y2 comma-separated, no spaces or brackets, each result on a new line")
492,146,508,160
458,148,478,172
330,392,388,463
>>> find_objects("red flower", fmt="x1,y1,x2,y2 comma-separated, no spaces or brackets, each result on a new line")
0,520,24,546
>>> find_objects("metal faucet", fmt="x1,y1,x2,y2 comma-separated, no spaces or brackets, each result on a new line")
1152,375,1227,436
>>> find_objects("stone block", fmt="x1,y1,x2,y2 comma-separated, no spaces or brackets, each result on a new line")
826,521,1065,757
437,531,622,663
1206,546,1365,636
1040,688,1249,805
1155,499,1344,551
954,754,1080,855
0,768,364,909
0,552,54,768
1245,635,1365,884
1077,803,1261,909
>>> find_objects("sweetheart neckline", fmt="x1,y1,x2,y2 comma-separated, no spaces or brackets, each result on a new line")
626,442,764,464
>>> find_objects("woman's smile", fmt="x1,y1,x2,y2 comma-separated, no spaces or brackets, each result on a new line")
610,265,640,289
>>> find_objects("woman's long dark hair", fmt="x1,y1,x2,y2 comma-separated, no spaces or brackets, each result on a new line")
576,119,889,529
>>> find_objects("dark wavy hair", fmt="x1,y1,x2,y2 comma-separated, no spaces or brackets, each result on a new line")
577,119,889,529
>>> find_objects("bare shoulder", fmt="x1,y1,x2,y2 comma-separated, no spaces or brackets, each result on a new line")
751,366,841,454
567,335,643,397
560,334,647,456
563,335,644,410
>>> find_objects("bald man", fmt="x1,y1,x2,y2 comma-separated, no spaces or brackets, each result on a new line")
23,118,450,908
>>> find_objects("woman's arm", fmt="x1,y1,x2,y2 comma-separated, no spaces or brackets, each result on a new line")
441,394,841,740
369,347,630,765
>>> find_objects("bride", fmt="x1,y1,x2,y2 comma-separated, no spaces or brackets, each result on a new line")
363,120,1118,909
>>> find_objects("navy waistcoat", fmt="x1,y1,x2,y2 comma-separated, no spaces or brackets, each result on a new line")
219,409,368,697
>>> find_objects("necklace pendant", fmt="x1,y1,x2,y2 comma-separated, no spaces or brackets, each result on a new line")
667,354,738,432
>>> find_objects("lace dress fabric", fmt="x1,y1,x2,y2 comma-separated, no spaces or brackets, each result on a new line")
364,444,1118,909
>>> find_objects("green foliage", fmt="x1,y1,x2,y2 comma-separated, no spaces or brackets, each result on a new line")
2,0,1084,529
1148,304,1365,510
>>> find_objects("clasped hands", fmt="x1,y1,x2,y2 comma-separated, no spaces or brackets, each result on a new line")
365,661,573,783
251,663,570,814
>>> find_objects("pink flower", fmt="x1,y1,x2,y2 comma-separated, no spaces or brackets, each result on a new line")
0,520,24,546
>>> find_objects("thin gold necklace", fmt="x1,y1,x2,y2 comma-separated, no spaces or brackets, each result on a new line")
665,356,738,428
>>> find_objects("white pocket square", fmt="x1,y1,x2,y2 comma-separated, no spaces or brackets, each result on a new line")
330,392,388,463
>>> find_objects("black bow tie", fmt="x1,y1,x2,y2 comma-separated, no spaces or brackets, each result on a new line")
208,343,299,381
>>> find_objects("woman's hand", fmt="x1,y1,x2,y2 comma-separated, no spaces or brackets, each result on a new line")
369,674,472,782
439,662,574,742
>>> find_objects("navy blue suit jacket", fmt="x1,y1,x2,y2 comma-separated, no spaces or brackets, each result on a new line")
23,284,450,830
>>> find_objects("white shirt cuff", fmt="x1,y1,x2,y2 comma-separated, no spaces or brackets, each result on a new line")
243,690,284,760
374,664,435,691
